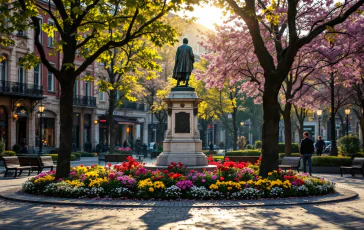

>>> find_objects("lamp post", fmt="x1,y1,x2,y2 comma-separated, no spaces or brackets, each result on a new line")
240,121,244,137
316,109,323,136
38,104,45,155
345,108,350,155
330,72,338,156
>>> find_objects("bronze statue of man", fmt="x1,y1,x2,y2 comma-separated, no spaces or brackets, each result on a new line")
172,38,195,87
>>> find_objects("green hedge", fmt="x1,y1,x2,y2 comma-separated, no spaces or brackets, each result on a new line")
312,156,352,167
279,153,301,158
74,152,96,157
0,150,16,157
278,143,299,153
114,150,133,155
254,140,262,149
203,150,217,155
44,154,77,162
72,152,81,159
226,150,261,156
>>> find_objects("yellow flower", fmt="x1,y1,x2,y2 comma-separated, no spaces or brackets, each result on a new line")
149,187,154,192
34,175,55,184
268,172,273,176
209,184,218,190
88,177,108,187
228,187,232,190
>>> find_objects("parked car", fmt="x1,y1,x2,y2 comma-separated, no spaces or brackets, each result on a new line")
148,142,156,151
324,141,331,147
323,144,331,153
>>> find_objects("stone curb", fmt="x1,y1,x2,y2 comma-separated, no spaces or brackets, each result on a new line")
0,186,358,208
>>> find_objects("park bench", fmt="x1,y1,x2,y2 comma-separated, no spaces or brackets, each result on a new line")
340,157,364,177
2,156,32,178
18,156,41,173
39,156,56,173
279,157,301,172
104,154,132,165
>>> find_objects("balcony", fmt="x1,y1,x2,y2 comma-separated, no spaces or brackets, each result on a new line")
119,102,145,111
0,81,43,99
73,95,96,107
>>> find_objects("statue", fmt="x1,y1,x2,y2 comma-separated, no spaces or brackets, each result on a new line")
172,38,195,87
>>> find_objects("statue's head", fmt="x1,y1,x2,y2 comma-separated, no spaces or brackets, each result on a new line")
183,38,188,44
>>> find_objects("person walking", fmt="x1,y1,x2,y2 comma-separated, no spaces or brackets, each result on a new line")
315,136,326,156
300,131,314,176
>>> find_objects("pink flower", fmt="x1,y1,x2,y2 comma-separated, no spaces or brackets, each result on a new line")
202,179,206,183
58,178,63,181
109,173,115,180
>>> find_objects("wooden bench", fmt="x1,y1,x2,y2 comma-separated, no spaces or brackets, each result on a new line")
225,156,260,164
39,156,56,173
279,157,301,172
340,157,364,177
2,156,32,178
18,156,41,173
104,154,132,165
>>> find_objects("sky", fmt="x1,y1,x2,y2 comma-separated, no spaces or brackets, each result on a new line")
180,4,226,30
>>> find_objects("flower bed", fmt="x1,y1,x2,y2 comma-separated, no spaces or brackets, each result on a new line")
22,156,335,200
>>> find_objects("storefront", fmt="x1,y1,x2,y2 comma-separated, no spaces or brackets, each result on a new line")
15,106,27,145
83,113,91,144
36,110,56,147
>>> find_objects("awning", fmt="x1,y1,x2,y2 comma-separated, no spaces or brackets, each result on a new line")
113,116,140,125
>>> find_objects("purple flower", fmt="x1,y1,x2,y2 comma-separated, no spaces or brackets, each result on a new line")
212,175,218,180
58,178,63,181
202,179,206,183
176,180,194,190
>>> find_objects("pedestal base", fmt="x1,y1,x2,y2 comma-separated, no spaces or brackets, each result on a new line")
156,152,208,166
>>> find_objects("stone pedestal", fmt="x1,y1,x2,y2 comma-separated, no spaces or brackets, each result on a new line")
156,87,208,166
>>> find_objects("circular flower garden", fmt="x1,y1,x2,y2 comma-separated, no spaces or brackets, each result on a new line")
22,156,335,200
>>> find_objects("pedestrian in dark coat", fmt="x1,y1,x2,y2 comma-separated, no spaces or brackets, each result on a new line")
300,132,314,175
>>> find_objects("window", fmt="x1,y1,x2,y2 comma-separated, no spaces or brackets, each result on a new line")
47,21,55,47
18,63,24,83
36,17,43,43
17,30,26,37
74,79,78,95
0,58,7,81
34,64,41,86
85,81,90,97
47,65,55,91
100,92,105,101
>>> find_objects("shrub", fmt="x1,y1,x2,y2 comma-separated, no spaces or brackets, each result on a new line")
278,143,299,153
72,152,81,160
279,153,301,158
226,150,261,156
44,154,77,162
254,140,262,149
0,139,5,154
312,156,352,167
237,136,246,150
75,152,96,157
114,150,133,155
203,150,217,155
246,144,253,149
0,150,16,156
338,135,361,156
157,145,163,152
12,144,21,154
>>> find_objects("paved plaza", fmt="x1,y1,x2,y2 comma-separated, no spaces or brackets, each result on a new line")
0,172,363,229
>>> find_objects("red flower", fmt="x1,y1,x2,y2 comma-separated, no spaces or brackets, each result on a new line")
80,164,84,167
163,170,168,174
190,170,195,173
107,163,112,167
234,178,239,181
225,157,230,161
220,176,224,181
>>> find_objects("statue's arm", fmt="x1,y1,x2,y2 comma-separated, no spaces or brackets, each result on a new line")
190,47,195,63
175,47,180,62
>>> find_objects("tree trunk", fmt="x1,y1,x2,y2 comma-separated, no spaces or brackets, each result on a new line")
232,109,238,150
259,86,280,177
360,116,364,145
107,90,116,154
56,82,74,179
299,120,304,140
283,103,292,156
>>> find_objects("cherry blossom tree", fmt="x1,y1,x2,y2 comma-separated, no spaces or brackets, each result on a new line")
204,0,364,176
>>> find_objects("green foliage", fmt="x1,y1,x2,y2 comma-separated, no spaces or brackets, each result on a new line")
255,140,262,149
338,135,361,155
44,154,77,162
157,145,163,152
72,152,81,160
312,156,352,167
0,150,16,156
226,150,261,156
278,143,299,153
114,150,133,155
203,150,217,155
279,153,301,158
246,144,253,149
0,138,5,154
75,152,96,157
12,144,21,154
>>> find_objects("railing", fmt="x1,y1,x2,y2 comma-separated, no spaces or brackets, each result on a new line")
73,95,97,107
0,80,43,97
119,102,145,111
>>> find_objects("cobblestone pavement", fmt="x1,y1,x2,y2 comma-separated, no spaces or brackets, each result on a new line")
0,174,363,230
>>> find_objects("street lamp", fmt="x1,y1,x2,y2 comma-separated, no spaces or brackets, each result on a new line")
316,109,322,136
38,104,45,155
240,121,245,137
345,108,350,155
